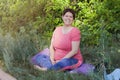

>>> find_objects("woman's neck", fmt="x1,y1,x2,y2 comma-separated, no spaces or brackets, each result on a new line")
62,26,73,34
63,24,72,28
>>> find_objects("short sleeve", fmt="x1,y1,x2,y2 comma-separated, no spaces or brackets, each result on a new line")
51,27,59,42
51,28,56,43
71,28,81,41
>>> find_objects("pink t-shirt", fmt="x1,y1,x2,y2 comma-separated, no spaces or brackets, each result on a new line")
51,27,83,69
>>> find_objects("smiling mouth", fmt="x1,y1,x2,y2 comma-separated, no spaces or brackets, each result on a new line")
65,19,70,23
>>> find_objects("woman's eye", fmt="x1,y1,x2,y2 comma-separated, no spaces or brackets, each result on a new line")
65,15,73,18
65,15,68,17
70,16,73,18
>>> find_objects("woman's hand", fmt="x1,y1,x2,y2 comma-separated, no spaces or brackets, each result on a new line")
55,60,60,63
50,58,56,65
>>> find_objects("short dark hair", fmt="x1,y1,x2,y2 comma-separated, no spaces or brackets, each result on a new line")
62,8,75,20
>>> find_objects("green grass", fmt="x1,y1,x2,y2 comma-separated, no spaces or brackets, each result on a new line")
0,31,120,80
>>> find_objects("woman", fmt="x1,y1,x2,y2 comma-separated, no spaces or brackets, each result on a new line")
34,8,83,71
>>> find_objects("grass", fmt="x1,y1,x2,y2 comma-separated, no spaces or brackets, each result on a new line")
0,30,120,80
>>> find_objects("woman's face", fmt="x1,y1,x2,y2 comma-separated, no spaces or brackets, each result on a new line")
62,12,74,26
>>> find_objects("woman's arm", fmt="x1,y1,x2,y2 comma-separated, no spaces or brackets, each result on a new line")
49,43,56,64
63,41,80,59
49,27,57,64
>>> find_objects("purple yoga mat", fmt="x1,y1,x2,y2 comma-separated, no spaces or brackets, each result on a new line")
69,63,95,75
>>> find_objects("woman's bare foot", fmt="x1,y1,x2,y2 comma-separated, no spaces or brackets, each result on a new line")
34,65,47,71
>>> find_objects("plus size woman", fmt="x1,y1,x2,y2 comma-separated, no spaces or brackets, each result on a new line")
34,8,83,71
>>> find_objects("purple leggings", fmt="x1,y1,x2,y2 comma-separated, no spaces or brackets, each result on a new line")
48,58,78,70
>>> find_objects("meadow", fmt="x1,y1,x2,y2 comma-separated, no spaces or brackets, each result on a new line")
0,28,119,80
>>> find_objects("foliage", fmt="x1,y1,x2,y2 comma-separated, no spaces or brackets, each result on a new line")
68,0,120,45
0,0,50,32
0,0,119,45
